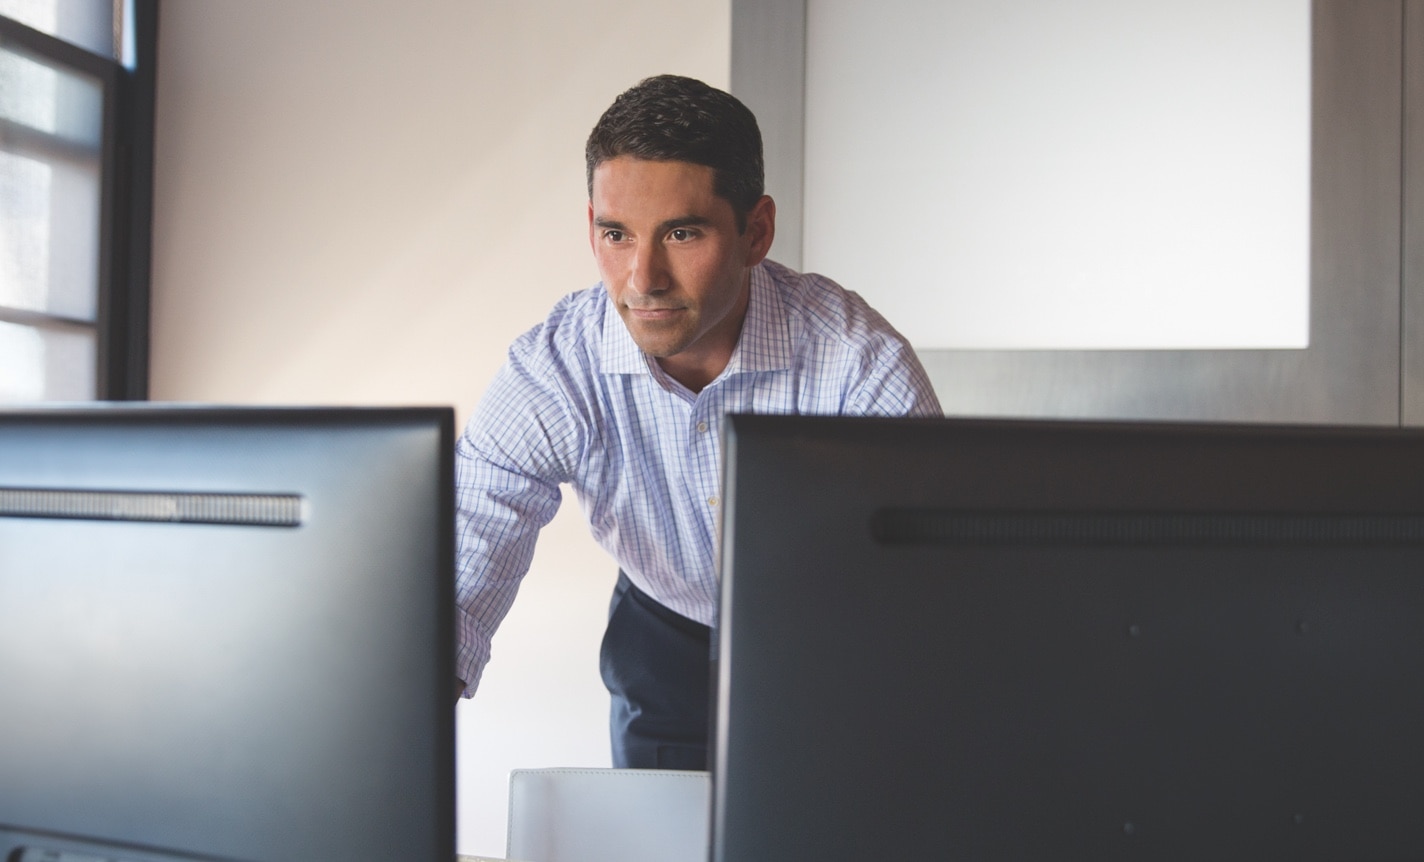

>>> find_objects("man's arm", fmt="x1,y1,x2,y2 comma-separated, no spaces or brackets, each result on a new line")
453,408,566,696
453,341,583,696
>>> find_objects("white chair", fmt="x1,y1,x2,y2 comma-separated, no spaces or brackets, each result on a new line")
505,767,711,862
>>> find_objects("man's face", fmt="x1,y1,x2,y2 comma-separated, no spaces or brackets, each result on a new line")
589,156,773,387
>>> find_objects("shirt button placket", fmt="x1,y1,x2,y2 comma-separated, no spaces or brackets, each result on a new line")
691,412,717,509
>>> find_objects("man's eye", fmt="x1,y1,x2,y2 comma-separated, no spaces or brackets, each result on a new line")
669,228,695,242
604,230,624,242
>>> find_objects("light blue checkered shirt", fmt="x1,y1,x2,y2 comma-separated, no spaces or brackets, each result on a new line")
454,259,942,692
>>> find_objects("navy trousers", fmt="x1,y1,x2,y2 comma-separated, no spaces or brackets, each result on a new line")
599,571,712,770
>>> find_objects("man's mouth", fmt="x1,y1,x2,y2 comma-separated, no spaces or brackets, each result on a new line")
626,305,684,319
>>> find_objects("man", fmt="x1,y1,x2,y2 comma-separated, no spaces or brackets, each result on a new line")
455,74,941,769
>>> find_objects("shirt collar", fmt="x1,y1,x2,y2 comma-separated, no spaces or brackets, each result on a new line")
726,260,793,375
599,261,793,378
600,285,652,375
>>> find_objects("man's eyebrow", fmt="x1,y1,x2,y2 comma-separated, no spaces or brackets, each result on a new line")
659,215,713,232
592,215,715,233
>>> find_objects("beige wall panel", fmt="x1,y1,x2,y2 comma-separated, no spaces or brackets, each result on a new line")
1404,1,1424,423
150,2,730,856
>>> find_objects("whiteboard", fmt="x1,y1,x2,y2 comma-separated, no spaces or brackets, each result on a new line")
802,0,1311,350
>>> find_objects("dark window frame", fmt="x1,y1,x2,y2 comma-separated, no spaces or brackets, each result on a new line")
0,0,157,401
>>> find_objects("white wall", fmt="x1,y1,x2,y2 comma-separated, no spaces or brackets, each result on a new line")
150,2,730,856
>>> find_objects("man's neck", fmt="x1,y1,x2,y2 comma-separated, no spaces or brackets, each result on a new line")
656,351,730,395
655,271,754,393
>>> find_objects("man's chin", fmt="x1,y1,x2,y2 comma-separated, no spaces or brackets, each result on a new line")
623,321,693,358
633,338,692,360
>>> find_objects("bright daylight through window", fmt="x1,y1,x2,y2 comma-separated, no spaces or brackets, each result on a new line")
0,0,151,402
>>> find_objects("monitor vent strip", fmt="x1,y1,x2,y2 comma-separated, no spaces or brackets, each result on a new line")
0,487,305,527
871,510,1424,547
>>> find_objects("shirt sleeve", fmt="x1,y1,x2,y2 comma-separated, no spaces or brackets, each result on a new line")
454,338,586,696
846,337,943,419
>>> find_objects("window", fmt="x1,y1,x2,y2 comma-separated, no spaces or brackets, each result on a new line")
0,0,155,402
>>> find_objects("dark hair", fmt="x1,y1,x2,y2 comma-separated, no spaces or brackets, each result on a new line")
585,74,765,229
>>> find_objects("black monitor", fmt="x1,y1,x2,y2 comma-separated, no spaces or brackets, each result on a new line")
0,405,455,862
714,414,1424,861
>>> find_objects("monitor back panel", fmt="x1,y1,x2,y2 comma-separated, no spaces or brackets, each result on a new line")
715,415,1424,862
0,407,455,862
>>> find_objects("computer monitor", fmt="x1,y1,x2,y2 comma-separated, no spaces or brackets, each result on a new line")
0,405,455,862
714,414,1424,861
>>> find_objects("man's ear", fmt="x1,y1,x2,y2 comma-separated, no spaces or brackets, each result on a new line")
745,195,776,266
587,201,597,252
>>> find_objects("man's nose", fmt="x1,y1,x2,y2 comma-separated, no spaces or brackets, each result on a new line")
630,244,669,294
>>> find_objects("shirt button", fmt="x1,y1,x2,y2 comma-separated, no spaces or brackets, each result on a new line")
696,421,709,433
708,495,719,507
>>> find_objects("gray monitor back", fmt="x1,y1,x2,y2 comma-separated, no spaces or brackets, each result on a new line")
0,406,455,862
